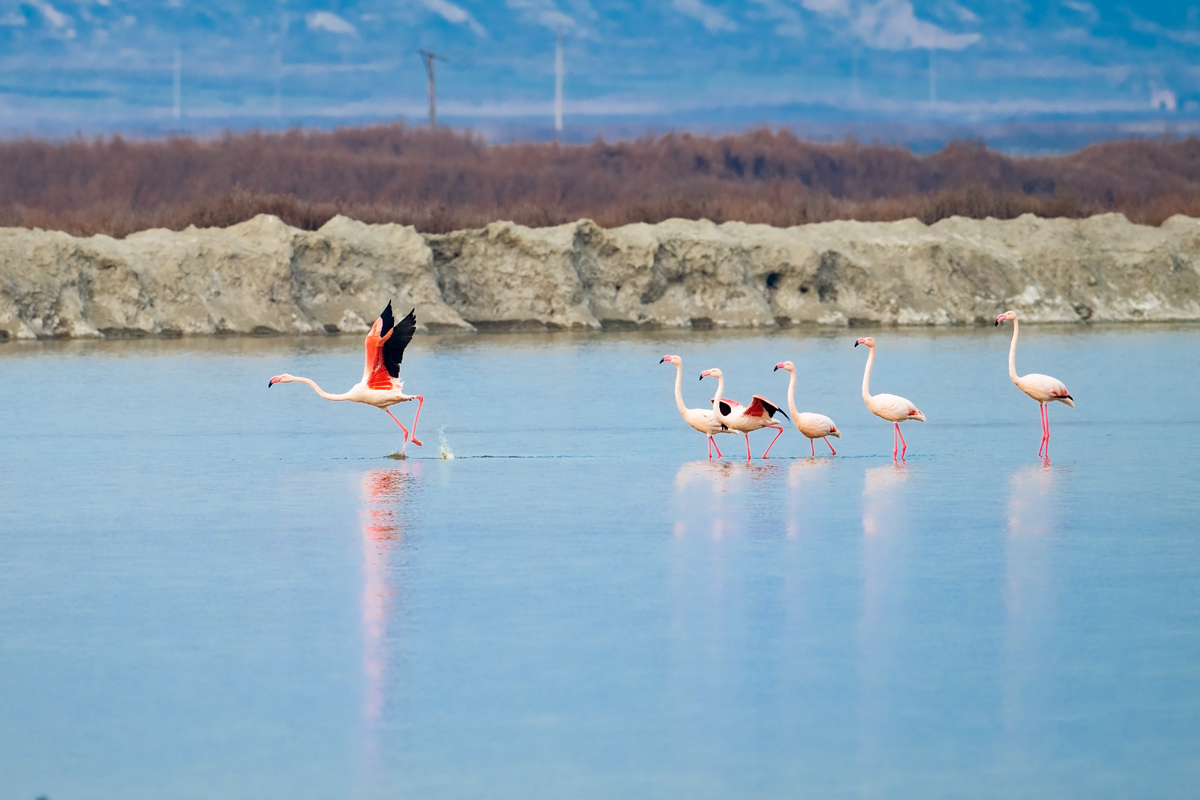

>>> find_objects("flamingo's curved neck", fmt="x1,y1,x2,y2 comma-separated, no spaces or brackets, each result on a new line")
1008,317,1021,385
785,368,799,420
292,376,352,401
672,363,688,418
861,346,875,403
712,374,727,423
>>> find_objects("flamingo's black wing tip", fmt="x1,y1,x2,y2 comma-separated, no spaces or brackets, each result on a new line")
379,301,396,336
382,307,418,378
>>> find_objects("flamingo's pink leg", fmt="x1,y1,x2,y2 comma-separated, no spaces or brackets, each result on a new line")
744,434,752,461
825,437,837,455
895,423,907,460
1038,403,1047,458
810,438,816,457
711,436,723,458
707,436,714,460
761,426,784,458
892,424,899,461
1043,404,1050,458
407,396,424,447
384,408,411,441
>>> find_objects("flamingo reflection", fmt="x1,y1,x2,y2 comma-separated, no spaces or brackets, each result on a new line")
858,463,910,770
785,457,832,538
1003,462,1057,741
673,459,778,539
360,466,419,727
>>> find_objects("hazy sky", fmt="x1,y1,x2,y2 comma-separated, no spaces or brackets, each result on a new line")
0,0,1196,136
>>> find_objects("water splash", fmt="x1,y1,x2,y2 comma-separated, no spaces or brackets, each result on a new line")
437,426,454,460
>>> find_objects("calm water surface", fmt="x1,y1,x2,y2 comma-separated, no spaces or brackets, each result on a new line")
2,325,1199,799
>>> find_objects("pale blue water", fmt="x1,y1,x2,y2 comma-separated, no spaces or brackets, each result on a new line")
1,325,1199,799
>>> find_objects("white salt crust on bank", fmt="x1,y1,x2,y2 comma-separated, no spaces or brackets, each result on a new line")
2,212,1199,340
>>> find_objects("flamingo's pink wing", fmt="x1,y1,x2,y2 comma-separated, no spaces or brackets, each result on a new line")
364,316,394,391
747,395,787,419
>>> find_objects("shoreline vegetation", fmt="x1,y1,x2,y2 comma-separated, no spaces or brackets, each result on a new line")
3,126,1200,239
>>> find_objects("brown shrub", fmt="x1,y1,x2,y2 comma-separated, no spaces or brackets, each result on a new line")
2,125,1199,237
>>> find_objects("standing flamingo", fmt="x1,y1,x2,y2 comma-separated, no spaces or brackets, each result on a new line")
773,361,841,456
996,310,1074,458
699,368,789,460
269,303,424,454
855,337,924,460
660,355,735,459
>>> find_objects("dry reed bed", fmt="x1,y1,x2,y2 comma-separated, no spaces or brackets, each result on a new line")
3,125,1200,237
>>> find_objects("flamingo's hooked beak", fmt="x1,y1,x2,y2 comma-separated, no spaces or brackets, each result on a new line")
699,369,711,381
268,376,281,387
659,356,667,363
853,340,860,347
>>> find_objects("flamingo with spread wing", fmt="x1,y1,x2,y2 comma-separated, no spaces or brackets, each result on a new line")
269,303,424,454
699,368,789,460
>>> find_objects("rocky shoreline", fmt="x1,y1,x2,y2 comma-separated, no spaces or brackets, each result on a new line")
2,212,1198,341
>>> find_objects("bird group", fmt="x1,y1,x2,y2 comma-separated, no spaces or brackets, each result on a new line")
661,310,1074,462
265,302,1074,464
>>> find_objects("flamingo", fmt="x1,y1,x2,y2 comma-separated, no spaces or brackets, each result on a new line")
698,368,789,460
773,360,841,456
854,337,925,461
269,303,424,454
996,310,1074,458
660,355,735,459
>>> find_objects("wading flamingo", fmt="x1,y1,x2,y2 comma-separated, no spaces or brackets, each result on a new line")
660,355,735,459
996,310,1074,458
855,337,924,460
269,303,424,454
774,361,841,456
699,368,789,460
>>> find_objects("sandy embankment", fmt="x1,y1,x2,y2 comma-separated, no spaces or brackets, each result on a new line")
1,212,1198,340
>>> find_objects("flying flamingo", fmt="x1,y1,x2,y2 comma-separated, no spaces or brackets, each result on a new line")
854,337,925,460
773,360,841,456
660,355,735,459
269,303,424,454
699,368,789,459
996,310,1074,458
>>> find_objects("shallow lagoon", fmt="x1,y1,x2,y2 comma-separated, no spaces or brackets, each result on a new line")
2,324,1199,799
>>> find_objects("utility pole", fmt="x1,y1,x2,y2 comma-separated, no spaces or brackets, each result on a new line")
554,30,564,141
418,49,446,128
173,45,182,121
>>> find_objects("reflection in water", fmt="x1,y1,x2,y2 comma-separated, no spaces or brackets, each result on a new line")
861,463,908,538
858,463,910,786
673,460,779,539
1003,463,1058,749
787,458,832,538
359,465,419,746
